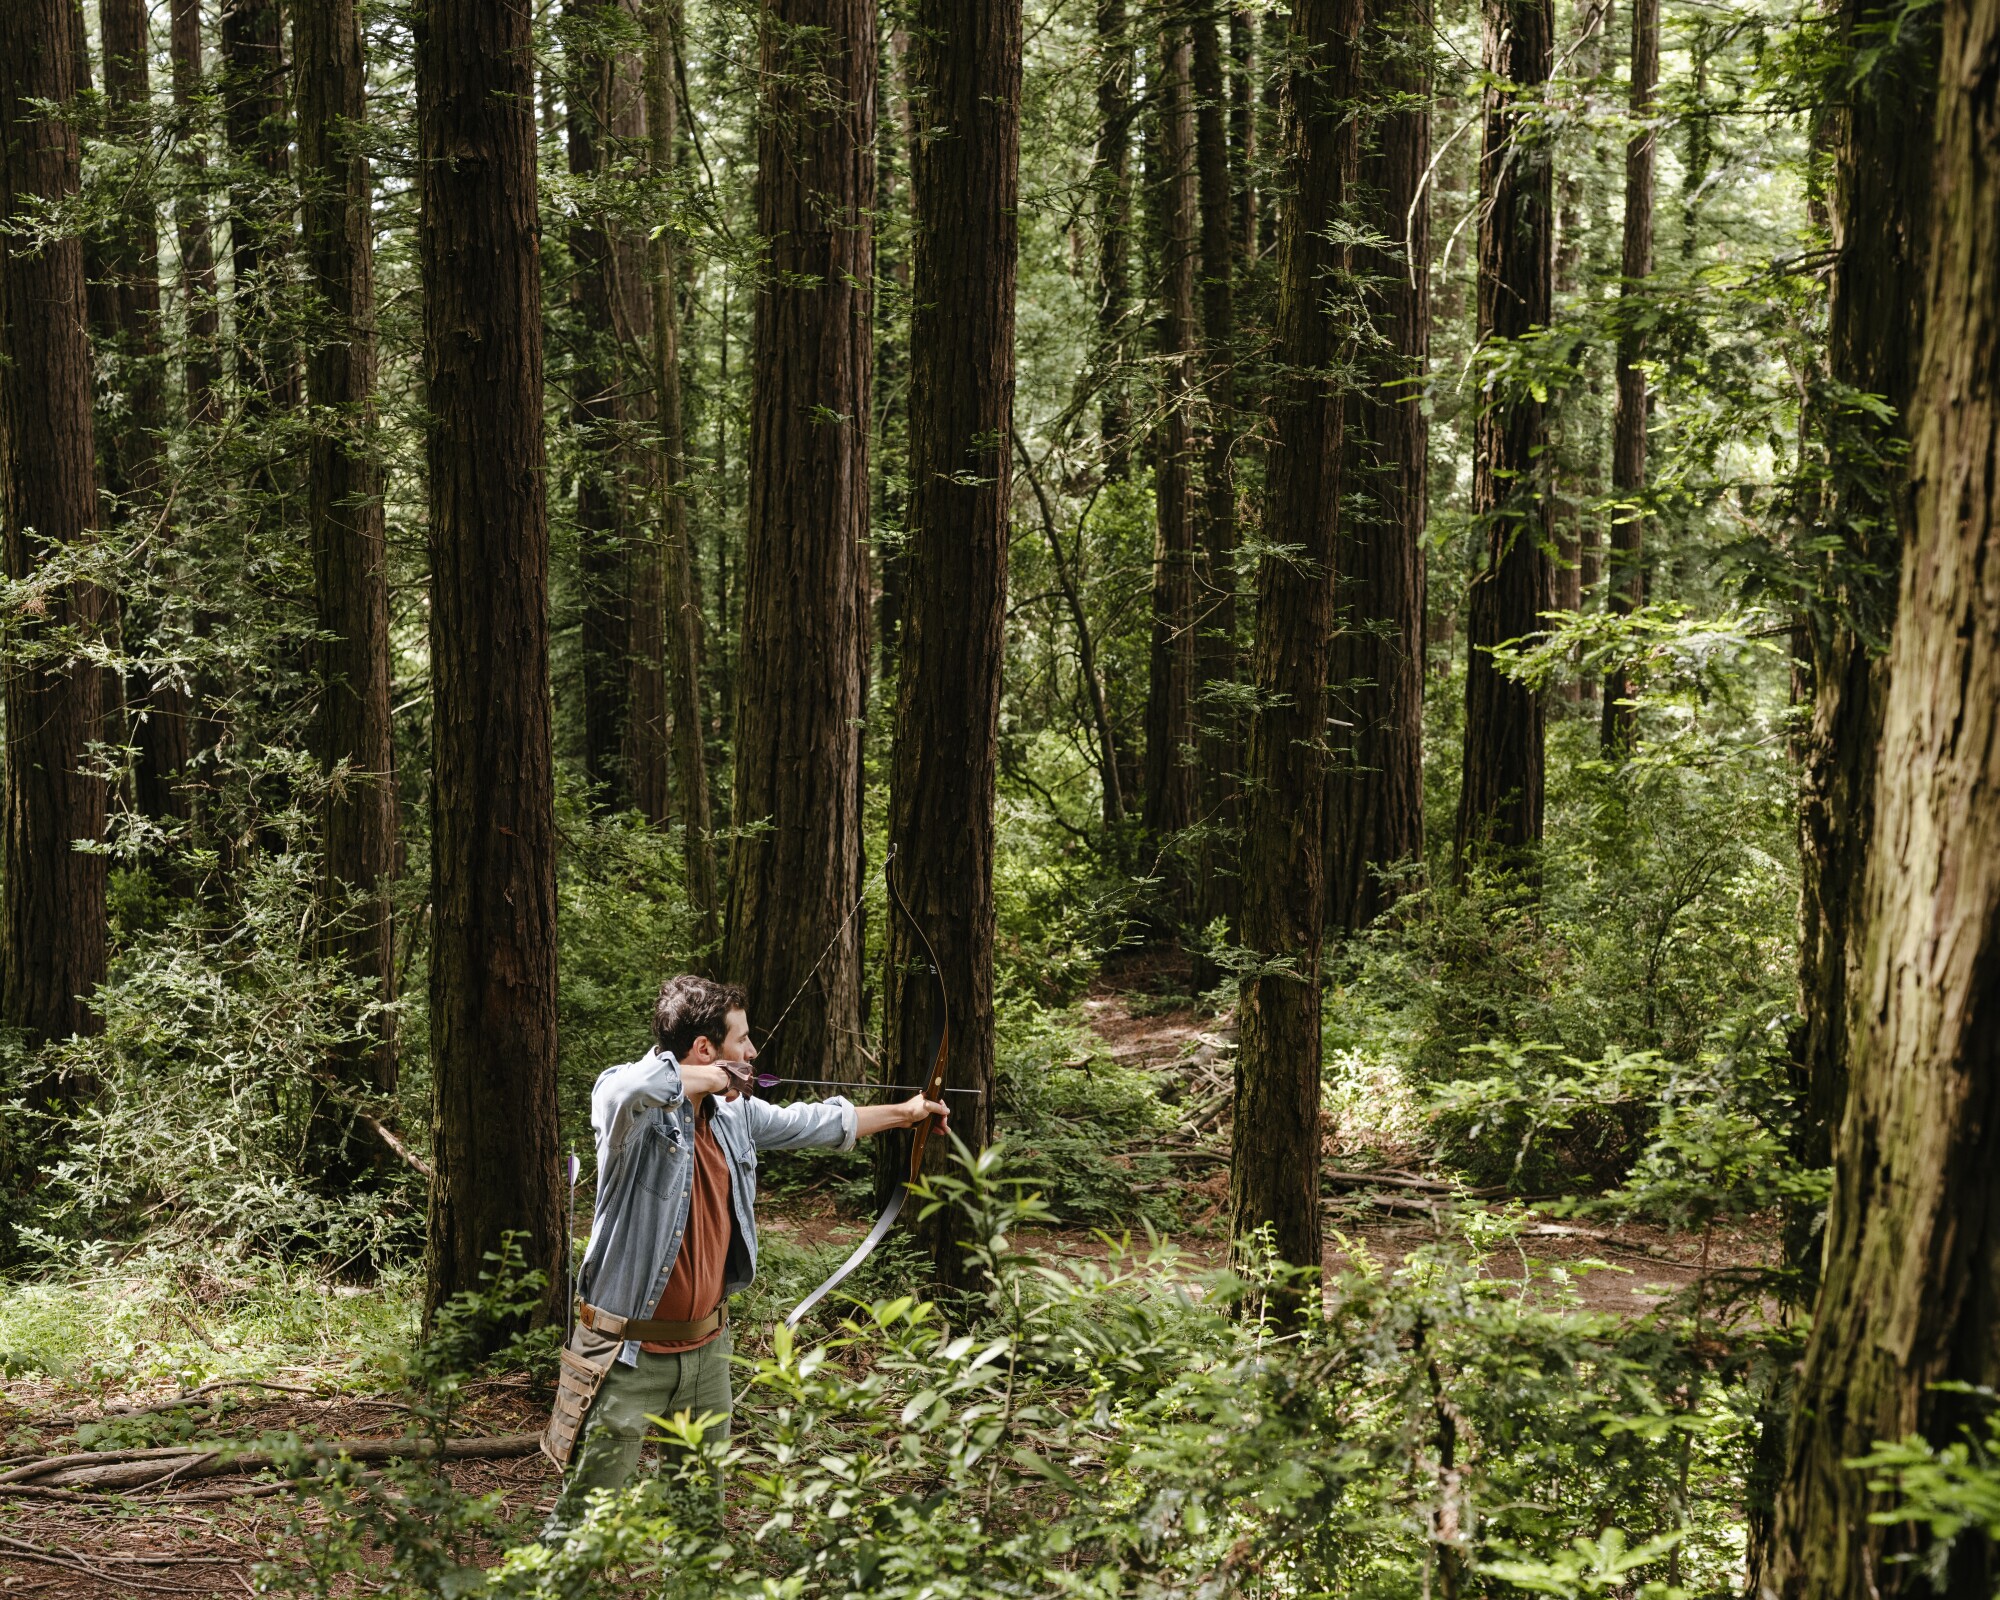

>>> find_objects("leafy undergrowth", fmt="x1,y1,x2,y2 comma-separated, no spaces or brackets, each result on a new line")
0,1143,1803,1600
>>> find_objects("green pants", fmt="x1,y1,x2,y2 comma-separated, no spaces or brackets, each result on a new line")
544,1330,733,1540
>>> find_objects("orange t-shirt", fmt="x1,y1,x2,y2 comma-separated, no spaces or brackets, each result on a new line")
641,1110,732,1353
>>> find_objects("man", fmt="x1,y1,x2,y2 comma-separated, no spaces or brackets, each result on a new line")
542,973,946,1536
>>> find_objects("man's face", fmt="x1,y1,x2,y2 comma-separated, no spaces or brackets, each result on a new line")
719,1009,756,1064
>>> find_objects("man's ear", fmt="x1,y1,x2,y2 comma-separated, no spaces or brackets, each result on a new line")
680,1035,715,1065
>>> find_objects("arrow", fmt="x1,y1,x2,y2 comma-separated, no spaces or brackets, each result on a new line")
728,1071,982,1100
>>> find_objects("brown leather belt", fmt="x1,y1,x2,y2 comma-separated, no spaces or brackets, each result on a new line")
576,1300,728,1343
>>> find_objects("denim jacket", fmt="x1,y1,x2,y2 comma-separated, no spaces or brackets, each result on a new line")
575,1049,857,1365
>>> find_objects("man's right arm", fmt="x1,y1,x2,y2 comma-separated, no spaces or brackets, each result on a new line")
591,1051,686,1164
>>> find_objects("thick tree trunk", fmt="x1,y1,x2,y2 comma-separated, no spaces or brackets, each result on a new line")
418,0,563,1330
1230,9,1256,267
886,0,1019,1288
172,0,221,429
1144,19,1199,853
1785,0,1936,1279
873,25,914,673
1191,11,1240,971
1327,0,1430,930
0,0,109,1050
1453,0,1554,878
727,0,874,1085
1601,0,1656,744
298,0,400,1133
567,0,660,816
98,0,167,518
128,0,211,827
1765,4,2000,1587
220,0,298,413
646,0,721,957
1095,0,1133,478
1230,0,1357,1290
98,0,182,832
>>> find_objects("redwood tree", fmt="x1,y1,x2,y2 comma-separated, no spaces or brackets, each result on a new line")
298,0,400,1116
1326,0,1430,928
1095,0,1133,477
171,0,221,428
645,0,721,956
1766,0,2000,1584
727,0,874,1083
1601,0,1658,744
220,0,298,412
1787,0,1937,1272
1453,0,1555,877
0,0,108,1052
1230,0,1358,1286
101,0,187,832
568,0,665,818
1143,19,1198,849
418,0,563,1326
1191,8,1241,963
886,0,1020,1286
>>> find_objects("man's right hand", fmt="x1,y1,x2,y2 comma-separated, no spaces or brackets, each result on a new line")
680,1061,738,1103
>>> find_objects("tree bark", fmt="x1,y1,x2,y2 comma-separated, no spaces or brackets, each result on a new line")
0,0,109,1050
1765,3,2000,1587
1230,8,1256,268
886,0,1019,1289
1230,0,1358,1291
171,0,221,429
1095,0,1133,478
417,0,563,1330
1144,18,1199,854
220,0,298,413
298,0,400,1132
1785,0,1937,1280
1190,10,1240,971
99,0,185,833
1601,0,1656,744
646,0,721,957
1453,0,1554,878
727,0,874,1085
126,0,209,828
97,0,167,519
1327,0,1430,929
567,0,661,817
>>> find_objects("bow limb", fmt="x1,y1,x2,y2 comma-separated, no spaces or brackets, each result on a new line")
888,860,952,1186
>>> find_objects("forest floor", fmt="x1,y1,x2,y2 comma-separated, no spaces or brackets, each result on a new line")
0,975,1779,1597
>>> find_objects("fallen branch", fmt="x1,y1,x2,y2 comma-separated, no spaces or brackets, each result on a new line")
1522,1222,1680,1261
0,1530,214,1592
100,1377,316,1422
1323,1170,1505,1197
1324,1192,1446,1216
0,1432,543,1493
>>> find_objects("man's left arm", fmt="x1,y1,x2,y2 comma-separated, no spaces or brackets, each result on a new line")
743,1094,946,1153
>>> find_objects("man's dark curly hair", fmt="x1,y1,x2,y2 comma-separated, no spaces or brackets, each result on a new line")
652,973,749,1060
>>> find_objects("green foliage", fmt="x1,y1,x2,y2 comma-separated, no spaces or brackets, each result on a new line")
552,783,709,1121
1852,1389,2000,1588
1426,1020,1822,1233
238,1149,1773,1599
25,825,419,1268
989,997,1177,1229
